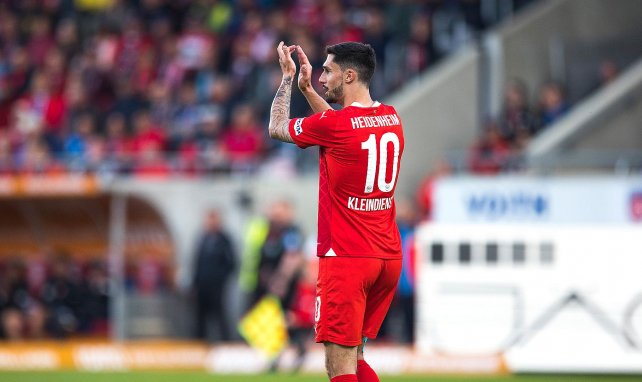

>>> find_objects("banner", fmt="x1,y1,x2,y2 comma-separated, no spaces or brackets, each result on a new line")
0,175,99,197
0,341,207,371
0,341,504,374
434,176,642,224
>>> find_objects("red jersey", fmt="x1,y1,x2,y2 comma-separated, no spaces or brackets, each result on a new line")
288,102,404,259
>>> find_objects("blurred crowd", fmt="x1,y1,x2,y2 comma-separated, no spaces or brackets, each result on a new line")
0,0,535,177
0,252,109,340
467,58,620,174
0,248,176,340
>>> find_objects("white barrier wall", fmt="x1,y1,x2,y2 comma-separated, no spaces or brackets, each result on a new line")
416,176,642,373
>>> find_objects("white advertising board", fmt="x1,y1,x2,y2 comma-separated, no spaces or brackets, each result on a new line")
433,176,642,224
415,223,642,373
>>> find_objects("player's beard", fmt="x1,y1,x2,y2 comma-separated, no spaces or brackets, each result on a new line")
325,83,343,104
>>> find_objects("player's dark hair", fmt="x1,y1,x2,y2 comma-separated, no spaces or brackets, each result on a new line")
326,42,376,86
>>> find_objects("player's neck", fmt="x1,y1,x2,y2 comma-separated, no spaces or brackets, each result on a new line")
341,87,373,108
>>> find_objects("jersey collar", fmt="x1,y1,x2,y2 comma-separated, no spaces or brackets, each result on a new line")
350,101,381,108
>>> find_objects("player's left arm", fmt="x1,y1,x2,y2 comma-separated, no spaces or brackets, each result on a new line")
268,41,296,143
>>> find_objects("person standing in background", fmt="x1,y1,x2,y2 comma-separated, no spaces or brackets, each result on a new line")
253,200,304,311
192,209,236,342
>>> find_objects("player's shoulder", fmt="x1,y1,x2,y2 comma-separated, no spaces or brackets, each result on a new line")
313,108,339,118
379,103,399,115
302,108,339,124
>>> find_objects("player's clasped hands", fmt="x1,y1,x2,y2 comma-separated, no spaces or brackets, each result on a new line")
276,42,314,90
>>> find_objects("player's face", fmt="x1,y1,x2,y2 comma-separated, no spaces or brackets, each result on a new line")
319,55,344,104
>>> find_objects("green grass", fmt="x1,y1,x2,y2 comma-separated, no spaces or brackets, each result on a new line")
0,372,641,382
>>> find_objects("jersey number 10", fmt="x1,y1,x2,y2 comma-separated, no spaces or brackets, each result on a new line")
361,132,400,194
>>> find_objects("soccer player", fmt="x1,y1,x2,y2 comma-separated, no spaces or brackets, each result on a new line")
268,41,404,382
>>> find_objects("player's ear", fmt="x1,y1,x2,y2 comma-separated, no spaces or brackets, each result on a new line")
345,69,357,84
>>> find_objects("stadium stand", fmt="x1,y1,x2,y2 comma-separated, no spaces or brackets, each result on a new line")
0,0,535,178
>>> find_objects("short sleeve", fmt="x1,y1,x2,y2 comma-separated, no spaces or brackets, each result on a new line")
288,109,339,148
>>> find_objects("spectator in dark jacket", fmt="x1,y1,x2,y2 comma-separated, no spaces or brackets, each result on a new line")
41,252,84,338
192,208,237,342
499,78,536,146
536,81,570,130
252,200,304,312
0,258,46,340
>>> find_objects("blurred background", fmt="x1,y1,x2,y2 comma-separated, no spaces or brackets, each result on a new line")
0,0,641,379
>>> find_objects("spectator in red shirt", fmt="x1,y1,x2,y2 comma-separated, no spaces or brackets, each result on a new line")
321,1,364,46
132,144,171,177
133,49,157,95
42,48,68,96
222,103,264,172
0,78,14,131
416,159,452,220
289,0,324,32
469,121,512,174
115,16,154,80
6,47,31,101
131,109,166,155
131,109,169,177
27,15,55,67
281,260,317,372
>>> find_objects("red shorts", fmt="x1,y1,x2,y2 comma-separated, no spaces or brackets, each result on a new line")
314,256,402,346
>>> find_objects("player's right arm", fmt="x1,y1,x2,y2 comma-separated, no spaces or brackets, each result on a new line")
296,45,332,114
268,41,296,143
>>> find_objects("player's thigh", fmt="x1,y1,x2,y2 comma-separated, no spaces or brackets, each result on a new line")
316,257,380,346
363,258,402,339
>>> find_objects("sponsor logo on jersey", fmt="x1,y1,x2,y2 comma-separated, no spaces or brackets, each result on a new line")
294,118,304,135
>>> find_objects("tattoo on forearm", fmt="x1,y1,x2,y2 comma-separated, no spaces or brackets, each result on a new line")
269,76,294,143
